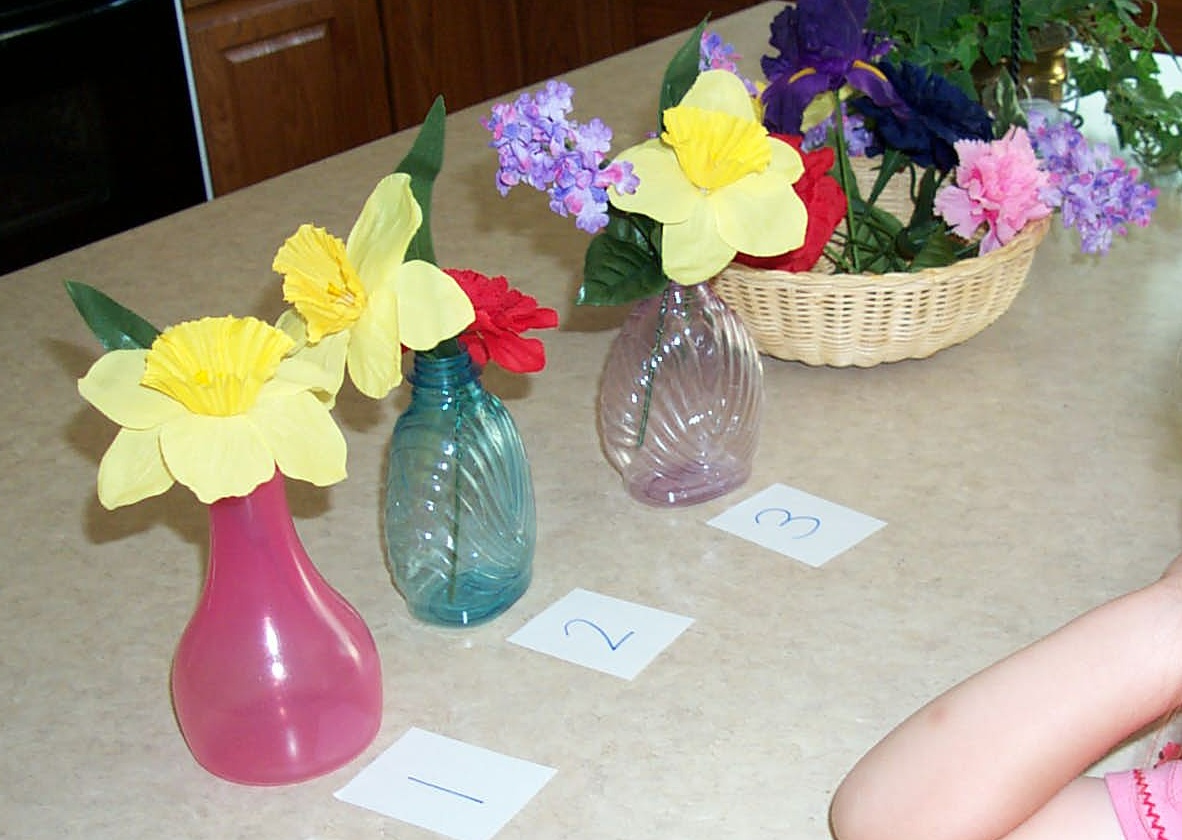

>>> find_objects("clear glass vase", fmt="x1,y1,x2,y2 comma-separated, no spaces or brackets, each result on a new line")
170,470,383,785
598,281,763,507
384,347,535,627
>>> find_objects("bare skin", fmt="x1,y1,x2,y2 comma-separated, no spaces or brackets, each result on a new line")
830,555,1182,840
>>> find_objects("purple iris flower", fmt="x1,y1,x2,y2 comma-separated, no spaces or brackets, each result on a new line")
760,0,899,135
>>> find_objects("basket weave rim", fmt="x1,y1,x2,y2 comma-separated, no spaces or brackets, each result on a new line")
721,214,1052,291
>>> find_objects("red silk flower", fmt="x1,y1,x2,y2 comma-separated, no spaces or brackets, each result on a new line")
444,269,559,373
734,134,846,273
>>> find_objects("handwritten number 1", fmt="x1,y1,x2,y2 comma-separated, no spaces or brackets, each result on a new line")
563,618,634,651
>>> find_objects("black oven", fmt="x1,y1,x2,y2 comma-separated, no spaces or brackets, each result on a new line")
0,0,210,275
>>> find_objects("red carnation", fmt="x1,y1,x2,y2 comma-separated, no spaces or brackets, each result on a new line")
734,134,846,273
444,268,559,373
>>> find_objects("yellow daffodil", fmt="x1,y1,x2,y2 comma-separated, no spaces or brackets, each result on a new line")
608,69,809,284
272,173,475,400
78,315,347,509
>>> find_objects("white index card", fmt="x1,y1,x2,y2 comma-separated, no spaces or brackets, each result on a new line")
707,483,885,567
507,588,693,679
334,728,556,840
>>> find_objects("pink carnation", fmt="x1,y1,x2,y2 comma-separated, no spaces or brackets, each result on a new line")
934,127,1052,254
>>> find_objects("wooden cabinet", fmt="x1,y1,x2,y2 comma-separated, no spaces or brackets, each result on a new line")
1155,4,1182,53
183,0,766,194
379,0,767,130
184,0,391,195
180,0,1180,195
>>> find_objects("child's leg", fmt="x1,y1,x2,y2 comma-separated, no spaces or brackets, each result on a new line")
830,563,1182,840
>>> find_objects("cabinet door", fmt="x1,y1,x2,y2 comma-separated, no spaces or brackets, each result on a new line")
381,0,641,130
627,0,765,47
186,0,391,195
1154,4,1182,55
380,0,526,130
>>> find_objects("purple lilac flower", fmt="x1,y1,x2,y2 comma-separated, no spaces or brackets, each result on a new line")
483,81,639,234
1027,110,1158,255
700,30,758,95
802,103,873,156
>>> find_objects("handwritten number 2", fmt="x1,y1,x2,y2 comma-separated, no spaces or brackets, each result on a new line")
563,618,634,651
754,506,821,538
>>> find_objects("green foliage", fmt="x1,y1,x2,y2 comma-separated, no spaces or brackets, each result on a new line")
64,280,160,351
990,71,1030,134
1104,77,1182,169
395,96,447,264
868,0,1093,75
867,0,1182,170
578,21,706,306
659,17,709,128
1069,4,1182,169
828,141,965,275
579,209,667,306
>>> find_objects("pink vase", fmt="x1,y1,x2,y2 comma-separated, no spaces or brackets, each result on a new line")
171,470,383,785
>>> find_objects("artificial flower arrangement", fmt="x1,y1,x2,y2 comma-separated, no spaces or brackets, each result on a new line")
68,98,556,510
483,22,813,507
690,0,1162,370
484,20,810,305
267,99,557,624
485,0,1155,316
744,0,1159,275
64,98,559,784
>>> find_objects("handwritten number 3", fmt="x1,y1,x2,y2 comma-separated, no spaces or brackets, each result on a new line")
755,507,821,538
563,618,635,651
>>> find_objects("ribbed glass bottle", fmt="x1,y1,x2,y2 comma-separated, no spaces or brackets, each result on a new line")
598,281,763,507
384,347,534,626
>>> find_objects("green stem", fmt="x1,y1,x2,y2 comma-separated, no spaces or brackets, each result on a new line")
831,93,862,273
823,244,851,272
636,284,671,449
447,394,464,604
417,340,466,603
422,336,463,360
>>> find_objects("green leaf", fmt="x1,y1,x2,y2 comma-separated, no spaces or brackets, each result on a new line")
866,149,907,205
991,71,1028,136
847,199,906,273
64,280,160,351
658,17,708,127
394,95,447,265
907,167,942,230
909,227,962,270
578,223,667,307
952,32,983,75
1069,54,1111,96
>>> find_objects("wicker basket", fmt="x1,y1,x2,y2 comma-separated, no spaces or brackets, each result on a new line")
711,159,1051,367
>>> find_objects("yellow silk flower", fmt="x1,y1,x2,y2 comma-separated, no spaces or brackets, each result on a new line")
609,69,809,284
78,315,347,509
272,173,475,400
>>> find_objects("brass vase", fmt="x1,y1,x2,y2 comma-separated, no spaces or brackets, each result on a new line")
973,22,1071,105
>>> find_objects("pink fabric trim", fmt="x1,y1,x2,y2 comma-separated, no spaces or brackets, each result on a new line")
1106,763,1182,840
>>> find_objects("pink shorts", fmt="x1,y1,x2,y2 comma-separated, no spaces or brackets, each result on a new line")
1106,761,1182,840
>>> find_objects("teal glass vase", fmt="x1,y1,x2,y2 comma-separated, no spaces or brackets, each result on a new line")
383,346,535,626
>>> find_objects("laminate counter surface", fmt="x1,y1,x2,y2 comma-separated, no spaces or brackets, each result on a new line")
5,5,1182,838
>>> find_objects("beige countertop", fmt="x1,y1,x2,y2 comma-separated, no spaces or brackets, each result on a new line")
5,4,1182,838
